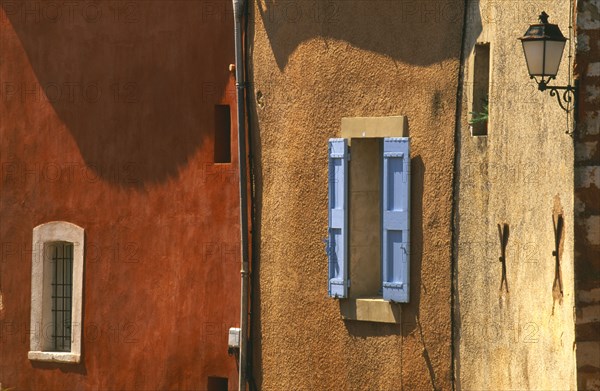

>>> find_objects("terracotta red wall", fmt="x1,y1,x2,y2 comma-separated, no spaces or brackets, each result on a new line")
0,1,240,389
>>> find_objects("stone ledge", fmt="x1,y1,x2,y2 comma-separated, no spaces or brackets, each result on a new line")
339,297,402,324
28,351,80,363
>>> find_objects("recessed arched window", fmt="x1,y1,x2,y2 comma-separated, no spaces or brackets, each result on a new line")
28,221,84,363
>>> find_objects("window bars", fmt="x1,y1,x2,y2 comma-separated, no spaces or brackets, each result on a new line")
51,242,73,352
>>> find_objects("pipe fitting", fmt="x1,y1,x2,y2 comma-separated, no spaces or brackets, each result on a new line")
233,0,245,20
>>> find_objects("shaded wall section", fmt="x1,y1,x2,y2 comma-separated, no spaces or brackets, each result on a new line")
0,1,240,389
454,0,577,389
249,0,464,389
574,0,600,389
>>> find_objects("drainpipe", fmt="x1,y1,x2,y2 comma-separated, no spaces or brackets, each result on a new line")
232,0,249,390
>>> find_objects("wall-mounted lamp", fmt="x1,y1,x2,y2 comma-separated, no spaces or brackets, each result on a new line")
519,12,578,113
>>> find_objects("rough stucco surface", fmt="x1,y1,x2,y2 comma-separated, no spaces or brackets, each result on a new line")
250,1,463,389
455,1,577,389
0,2,239,389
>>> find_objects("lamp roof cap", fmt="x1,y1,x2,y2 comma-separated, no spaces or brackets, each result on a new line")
519,12,567,42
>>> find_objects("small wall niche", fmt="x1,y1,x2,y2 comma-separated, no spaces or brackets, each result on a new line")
471,42,490,136
207,376,228,391
214,105,232,163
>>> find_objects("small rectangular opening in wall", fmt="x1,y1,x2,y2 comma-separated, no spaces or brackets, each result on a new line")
207,376,228,391
471,42,490,136
214,105,231,163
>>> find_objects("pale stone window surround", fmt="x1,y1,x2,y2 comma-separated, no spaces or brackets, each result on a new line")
29,221,84,363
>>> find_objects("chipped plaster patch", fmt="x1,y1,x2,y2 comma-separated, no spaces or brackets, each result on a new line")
588,62,600,77
578,1,600,29
578,34,590,52
575,166,600,188
576,141,599,161
575,195,586,214
582,111,600,136
579,288,600,304
580,304,600,322
582,377,600,390
577,341,600,368
586,85,600,103
583,216,600,245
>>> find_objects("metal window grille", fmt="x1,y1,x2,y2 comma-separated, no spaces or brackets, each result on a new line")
51,242,73,352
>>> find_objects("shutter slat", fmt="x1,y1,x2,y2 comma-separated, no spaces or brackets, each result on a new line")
328,138,349,298
382,137,410,302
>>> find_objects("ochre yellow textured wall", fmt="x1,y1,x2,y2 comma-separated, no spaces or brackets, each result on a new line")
455,1,577,389
249,1,464,389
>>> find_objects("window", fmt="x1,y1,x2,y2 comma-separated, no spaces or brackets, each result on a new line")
326,116,411,310
29,222,84,363
470,42,490,136
49,241,73,352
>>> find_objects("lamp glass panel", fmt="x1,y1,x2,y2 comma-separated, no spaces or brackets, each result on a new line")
522,40,545,76
543,40,566,77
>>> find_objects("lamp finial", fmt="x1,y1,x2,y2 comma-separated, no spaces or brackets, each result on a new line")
539,11,549,24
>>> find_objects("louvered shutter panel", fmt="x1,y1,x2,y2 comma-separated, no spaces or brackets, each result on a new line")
382,137,410,302
328,138,349,298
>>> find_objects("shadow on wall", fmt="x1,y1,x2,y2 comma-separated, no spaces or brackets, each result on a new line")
343,155,425,338
449,1,485,389
257,0,475,69
2,1,234,187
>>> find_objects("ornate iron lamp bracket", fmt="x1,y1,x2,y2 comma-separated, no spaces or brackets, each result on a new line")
536,79,579,113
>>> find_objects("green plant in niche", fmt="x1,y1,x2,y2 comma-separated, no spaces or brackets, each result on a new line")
469,98,489,126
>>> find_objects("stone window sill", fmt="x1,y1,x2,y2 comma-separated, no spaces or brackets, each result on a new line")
28,351,80,363
339,297,402,324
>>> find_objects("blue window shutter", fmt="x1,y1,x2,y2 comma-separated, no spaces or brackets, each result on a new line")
328,138,349,298
382,137,410,302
